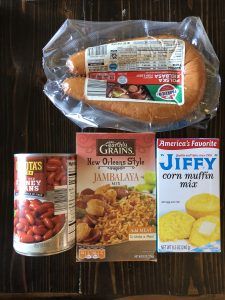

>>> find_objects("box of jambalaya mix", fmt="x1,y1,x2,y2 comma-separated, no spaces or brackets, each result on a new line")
157,138,220,253
76,133,156,261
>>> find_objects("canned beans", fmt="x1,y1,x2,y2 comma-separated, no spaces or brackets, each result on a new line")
14,199,65,243
14,153,75,256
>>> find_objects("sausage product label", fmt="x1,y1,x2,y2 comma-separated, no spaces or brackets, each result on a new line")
13,154,76,256
157,138,220,253
85,39,185,105
76,133,156,262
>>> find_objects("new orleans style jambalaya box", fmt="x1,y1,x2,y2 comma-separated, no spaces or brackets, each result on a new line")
76,133,156,261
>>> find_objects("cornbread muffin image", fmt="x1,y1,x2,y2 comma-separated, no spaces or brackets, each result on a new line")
189,215,220,247
185,194,220,219
159,211,195,242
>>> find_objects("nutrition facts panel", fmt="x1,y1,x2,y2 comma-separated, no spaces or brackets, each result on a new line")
86,39,185,72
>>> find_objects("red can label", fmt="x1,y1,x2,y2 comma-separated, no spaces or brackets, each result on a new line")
13,154,75,256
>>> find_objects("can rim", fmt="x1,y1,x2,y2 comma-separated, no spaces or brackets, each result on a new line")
13,244,75,256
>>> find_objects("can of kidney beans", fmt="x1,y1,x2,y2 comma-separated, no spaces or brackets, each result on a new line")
14,154,76,256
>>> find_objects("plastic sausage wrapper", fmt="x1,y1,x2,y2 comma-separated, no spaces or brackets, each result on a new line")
43,17,220,132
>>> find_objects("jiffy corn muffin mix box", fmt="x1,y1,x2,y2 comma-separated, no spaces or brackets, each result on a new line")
76,133,156,261
157,138,220,253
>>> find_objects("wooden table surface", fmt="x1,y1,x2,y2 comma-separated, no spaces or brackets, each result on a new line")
1,0,225,298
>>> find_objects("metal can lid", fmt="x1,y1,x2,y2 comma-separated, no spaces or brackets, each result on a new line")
14,153,75,156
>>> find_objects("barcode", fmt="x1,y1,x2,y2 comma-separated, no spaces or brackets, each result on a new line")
86,79,107,97
110,50,117,59
54,187,67,214
87,45,107,56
